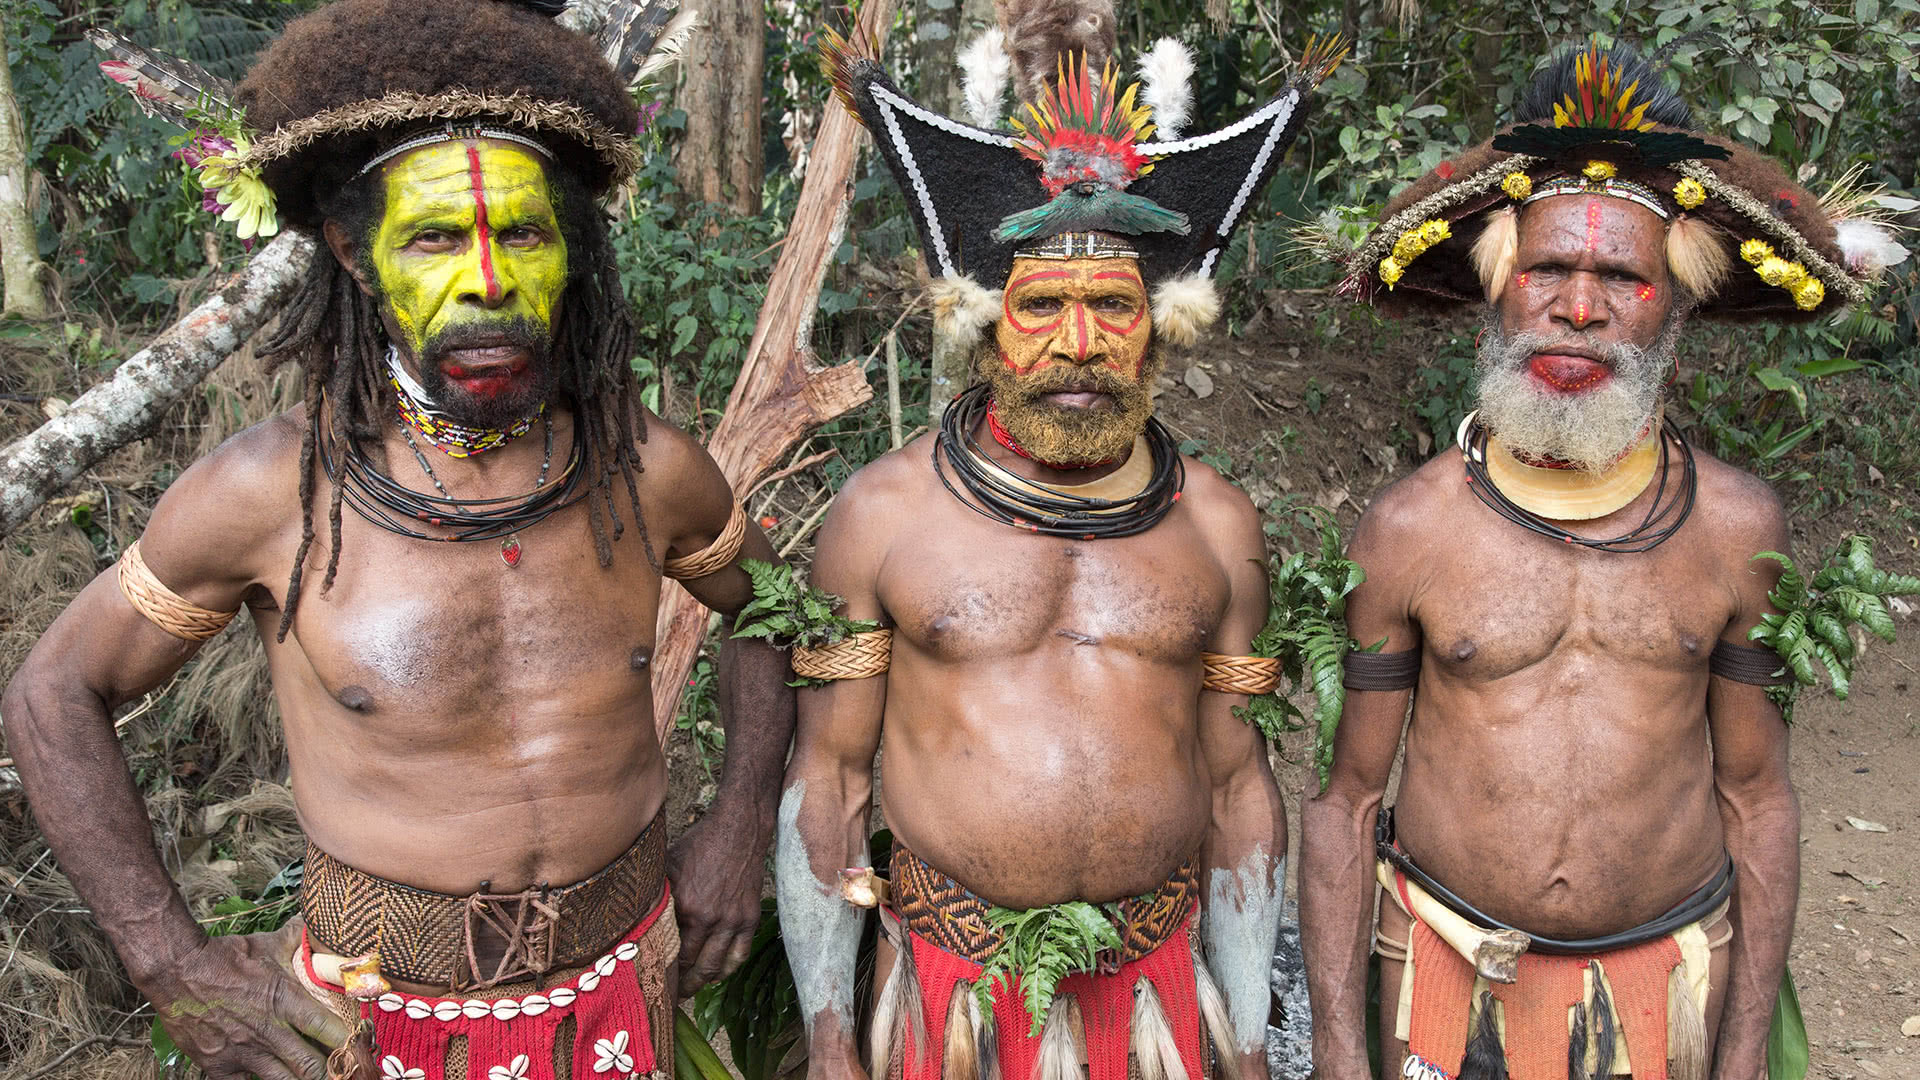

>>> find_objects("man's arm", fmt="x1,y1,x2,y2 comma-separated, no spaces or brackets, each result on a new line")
1299,487,1423,1080
0,418,351,1080
1705,487,1798,1080
644,416,798,991
775,467,893,1080
1195,489,1287,1080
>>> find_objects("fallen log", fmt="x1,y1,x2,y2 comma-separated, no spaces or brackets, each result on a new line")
0,230,314,539
649,0,893,741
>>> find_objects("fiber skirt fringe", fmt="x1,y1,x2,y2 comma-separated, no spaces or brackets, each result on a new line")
874,845,1239,1080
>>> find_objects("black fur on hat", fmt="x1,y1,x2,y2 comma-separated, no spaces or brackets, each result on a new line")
236,0,638,227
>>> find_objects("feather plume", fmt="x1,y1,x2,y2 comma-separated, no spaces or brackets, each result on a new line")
1035,993,1082,1080
1834,219,1910,277
1191,947,1242,1063
944,981,980,1080
1667,964,1708,1080
1137,38,1194,140
996,0,1117,105
959,28,1015,128
598,0,703,88
1129,979,1186,1080
1471,206,1518,302
1666,213,1732,299
971,989,1002,1080
87,28,234,129
869,930,926,1080
1151,272,1221,346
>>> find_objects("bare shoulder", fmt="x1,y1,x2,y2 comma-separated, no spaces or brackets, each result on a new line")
1351,453,1459,555
1689,447,1790,553
821,434,935,532
1178,454,1264,557
139,405,310,589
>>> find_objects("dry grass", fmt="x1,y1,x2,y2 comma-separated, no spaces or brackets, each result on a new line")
1,325,302,1079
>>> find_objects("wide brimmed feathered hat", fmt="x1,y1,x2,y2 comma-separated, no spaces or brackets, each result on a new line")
1334,39,1904,322
822,5,1343,349
91,0,700,234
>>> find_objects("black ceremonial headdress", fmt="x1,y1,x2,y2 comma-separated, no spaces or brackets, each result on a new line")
823,25,1344,349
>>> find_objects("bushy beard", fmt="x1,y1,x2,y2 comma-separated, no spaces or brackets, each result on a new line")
980,341,1164,466
409,316,557,429
1474,306,1684,472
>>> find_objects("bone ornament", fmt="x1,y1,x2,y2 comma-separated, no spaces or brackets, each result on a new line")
311,949,393,1000
840,867,891,909
1377,861,1529,984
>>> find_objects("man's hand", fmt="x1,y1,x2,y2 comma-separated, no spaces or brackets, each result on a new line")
668,801,767,992
142,921,354,1080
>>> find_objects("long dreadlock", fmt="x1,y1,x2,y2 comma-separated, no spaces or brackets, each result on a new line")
259,153,655,642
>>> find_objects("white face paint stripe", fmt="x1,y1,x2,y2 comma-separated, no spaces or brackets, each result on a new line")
1205,851,1285,1057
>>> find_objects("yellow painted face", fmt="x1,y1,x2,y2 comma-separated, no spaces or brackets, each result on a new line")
369,139,568,361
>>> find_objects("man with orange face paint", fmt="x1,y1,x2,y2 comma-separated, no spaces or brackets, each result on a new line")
1301,41,1903,1080
2,4,786,1079
773,15,1339,1080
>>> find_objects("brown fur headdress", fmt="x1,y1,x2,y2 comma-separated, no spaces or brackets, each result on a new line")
1332,39,1902,322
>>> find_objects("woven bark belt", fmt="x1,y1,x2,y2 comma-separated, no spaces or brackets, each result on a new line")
301,813,667,990
888,841,1198,966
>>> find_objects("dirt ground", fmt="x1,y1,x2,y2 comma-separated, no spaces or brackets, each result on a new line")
3,287,1917,1076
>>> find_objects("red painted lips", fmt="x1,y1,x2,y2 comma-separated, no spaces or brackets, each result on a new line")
1528,353,1610,393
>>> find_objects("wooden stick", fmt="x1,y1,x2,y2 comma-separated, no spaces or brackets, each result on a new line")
649,0,893,738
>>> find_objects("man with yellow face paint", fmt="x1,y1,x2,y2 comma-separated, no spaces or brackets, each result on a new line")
3,4,786,1080
771,17,1338,1080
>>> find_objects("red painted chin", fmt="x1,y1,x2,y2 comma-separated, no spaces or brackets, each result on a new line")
1528,353,1611,393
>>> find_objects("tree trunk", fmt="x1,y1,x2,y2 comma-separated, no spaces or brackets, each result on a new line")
650,0,896,741
0,231,313,538
0,10,51,320
672,0,765,213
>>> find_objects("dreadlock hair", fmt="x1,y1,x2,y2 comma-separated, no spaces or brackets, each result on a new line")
259,145,654,642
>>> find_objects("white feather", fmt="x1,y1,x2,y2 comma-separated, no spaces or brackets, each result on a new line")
1835,218,1910,276
959,28,1014,129
632,8,702,88
1138,38,1195,140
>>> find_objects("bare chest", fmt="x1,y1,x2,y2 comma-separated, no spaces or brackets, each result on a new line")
268,514,663,720
877,512,1230,663
1413,540,1734,681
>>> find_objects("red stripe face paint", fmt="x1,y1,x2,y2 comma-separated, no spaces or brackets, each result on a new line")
1586,197,1603,256
994,254,1154,379
1573,300,1591,325
466,143,502,304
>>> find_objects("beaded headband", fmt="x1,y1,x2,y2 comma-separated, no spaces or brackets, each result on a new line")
1013,231,1140,261
356,124,556,179
1524,174,1671,221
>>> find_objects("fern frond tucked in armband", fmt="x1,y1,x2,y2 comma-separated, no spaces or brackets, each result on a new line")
730,559,880,687
1238,508,1375,787
1748,535,1920,722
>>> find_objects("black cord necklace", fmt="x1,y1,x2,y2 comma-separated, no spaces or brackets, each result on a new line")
321,406,589,547
934,383,1184,540
1459,411,1697,553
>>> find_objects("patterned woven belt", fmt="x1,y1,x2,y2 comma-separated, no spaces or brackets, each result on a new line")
888,842,1199,966
301,813,667,990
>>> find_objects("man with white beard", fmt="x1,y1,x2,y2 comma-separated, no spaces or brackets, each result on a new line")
1297,40,1903,1080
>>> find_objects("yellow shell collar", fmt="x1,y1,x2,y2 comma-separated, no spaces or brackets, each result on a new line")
1459,410,1662,522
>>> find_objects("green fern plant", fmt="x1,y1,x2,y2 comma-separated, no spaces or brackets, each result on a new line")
973,901,1123,1037
1242,508,1371,786
730,559,879,686
1749,535,1920,721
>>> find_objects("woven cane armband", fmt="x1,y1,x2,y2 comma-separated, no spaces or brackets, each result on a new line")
1343,648,1421,691
117,541,239,642
1200,652,1282,695
1710,640,1792,686
791,630,892,681
663,502,748,581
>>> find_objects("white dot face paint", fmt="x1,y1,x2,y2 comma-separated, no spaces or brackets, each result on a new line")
1205,850,1285,1057
774,780,868,1040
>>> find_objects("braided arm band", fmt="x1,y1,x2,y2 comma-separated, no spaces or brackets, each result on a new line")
1200,652,1283,695
1710,640,1792,686
1342,648,1421,691
117,540,239,642
663,502,748,580
791,630,892,681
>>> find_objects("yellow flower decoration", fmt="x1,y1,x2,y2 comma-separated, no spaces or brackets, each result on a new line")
1419,219,1452,245
1791,276,1825,310
1378,256,1405,288
211,173,279,240
1754,256,1796,287
1392,232,1422,263
1501,172,1532,200
1673,178,1706,210
1582,160,1617,181
1740,238,1775,266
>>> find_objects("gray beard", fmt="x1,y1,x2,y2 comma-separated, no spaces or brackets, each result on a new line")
1473,306,1685,472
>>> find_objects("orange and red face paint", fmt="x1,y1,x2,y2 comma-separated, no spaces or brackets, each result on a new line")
994,257,1152,379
